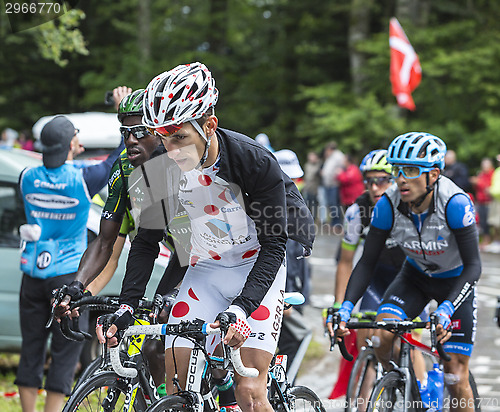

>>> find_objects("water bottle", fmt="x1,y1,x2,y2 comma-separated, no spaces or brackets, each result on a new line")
426,363,444,411
417,380,430,409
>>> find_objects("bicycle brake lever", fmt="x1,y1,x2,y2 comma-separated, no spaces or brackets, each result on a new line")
46,285,68,329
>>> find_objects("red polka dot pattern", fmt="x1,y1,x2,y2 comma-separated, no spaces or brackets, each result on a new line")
171,301,190,318
208,250,221,260
198,175,212,186
242,249,259,259
204,205,219,215
250,305,270,321
188,288,199,301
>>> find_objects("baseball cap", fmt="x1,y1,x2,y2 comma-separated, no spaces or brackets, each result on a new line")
40,115,76,168
274,149,304,179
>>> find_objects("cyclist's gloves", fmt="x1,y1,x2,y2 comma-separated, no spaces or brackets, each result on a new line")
97,304,134,339
217,305,251,339
433,300,454,331
66,280,90,301
325,302,342,324
337,301,354,324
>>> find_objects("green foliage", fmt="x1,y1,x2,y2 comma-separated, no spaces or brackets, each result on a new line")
2,0,500,167
34,9,88,67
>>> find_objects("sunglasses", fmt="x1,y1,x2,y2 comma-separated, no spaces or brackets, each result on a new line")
145,123,183,138
391,165,434,179
120,125,150,140
363,176,393,186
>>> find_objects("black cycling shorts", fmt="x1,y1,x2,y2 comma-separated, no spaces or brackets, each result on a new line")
378,262,477,356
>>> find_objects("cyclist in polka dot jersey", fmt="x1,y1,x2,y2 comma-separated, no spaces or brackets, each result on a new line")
100,62,315,412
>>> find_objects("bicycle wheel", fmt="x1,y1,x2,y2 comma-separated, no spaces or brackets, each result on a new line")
144,394,190,412
346,347,378,412
63,371,148,412
442,371,481,412
284,386,326,412
72,350,130,395
366,370,422,412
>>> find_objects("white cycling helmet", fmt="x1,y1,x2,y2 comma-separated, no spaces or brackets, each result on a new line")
143,62,219,131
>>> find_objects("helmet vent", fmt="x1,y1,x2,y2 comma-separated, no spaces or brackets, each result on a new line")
418,141,430,158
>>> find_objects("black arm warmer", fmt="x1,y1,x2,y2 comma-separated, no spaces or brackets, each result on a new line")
119,227,163,309
344,225,390,305
448,224,481,309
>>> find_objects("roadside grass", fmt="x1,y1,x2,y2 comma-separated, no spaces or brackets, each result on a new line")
0,354,47,412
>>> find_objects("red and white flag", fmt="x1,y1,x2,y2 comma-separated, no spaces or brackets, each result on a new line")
389,17,422,111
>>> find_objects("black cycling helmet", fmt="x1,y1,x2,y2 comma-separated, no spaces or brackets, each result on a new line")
117,89,145,123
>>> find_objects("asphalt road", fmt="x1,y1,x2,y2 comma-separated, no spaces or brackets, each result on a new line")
294,232,500,412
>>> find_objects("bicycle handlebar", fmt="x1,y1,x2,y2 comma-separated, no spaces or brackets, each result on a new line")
329,315,451,362
109,321,259,379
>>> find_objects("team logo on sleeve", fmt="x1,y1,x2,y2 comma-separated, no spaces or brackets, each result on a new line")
462,205,475,227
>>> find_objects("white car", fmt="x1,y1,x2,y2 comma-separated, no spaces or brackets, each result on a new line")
32,112,122,150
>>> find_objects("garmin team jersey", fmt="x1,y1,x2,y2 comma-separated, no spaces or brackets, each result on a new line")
371,177,475,277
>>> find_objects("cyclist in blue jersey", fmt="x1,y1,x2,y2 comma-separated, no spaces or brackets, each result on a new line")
15,115,123,412
99,62,315,412
336,133,481,412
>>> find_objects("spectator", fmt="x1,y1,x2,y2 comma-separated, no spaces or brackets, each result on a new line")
15,115,123,412
337,154,365,209
443,149,470,192
302,151,322,221
274,149,312,384
470,157,494,249
321,142,345,229
15,129,35,151
255,132,274,152
484,154,500,253
0,127,18,148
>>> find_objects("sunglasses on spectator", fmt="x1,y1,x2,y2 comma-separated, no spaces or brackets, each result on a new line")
145,124,183,138
363,176,393,186
391,165,434,179
120,126,150,140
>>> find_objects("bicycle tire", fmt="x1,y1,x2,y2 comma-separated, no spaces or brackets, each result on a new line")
366,370,423,412
144,394,191,412
63,370,148,412
346,347,378,412
72,351,130,394
442,371,481,412
284,386,326,412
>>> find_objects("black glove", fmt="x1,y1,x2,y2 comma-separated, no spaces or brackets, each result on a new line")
96,304,134,341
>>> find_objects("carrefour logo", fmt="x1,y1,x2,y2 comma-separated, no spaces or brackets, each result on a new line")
25,193,79,209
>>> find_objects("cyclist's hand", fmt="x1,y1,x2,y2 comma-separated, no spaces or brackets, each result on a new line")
96,304,133,347
213,306,251,350
433,300,454,343
53,281,88,321
113,86,133,110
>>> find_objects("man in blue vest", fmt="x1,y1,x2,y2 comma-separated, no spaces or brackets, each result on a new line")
15,115,123,412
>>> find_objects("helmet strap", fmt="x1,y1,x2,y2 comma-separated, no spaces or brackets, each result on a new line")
410,172,434,209
190,120,211,170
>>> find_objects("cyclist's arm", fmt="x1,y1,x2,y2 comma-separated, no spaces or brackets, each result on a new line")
74,218,122,287
86,235,126,295
154,251,187,296
445,194,481,309
231,156,288,317
343,195,392,305
73,159,127,288
119,226,164,309
334,203,362,303
82,141,124,197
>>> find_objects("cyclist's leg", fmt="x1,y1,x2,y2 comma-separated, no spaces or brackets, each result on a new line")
374,263,428,370
441,288,477,412
236,264,286,412
234,348,274,412
163,260,255,394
